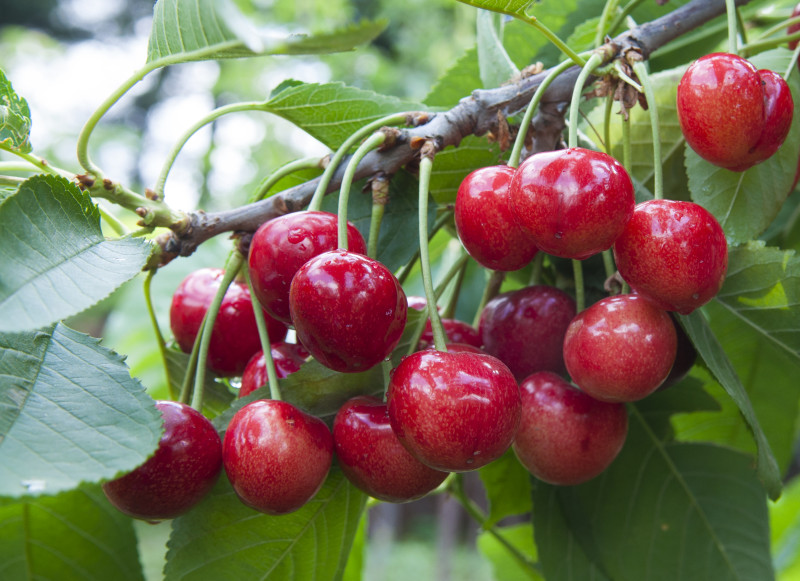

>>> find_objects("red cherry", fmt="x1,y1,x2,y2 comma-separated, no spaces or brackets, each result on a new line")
613,200,728,314
289,250,407,373
563,294,677,402
454,165,538,271
223,399,333,515
510,148,634,260
247,211,367,323
169,268,288,376
418,318,482,350
677,53,794,171
479,285,576,381
102,401,222,521
386,349,521,472
513,372,628,486
239,342,310,398
333,395,448,503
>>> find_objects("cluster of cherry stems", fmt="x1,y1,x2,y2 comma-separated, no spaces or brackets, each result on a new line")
101,16,798,524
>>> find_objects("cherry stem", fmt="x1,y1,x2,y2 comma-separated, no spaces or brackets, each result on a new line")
603,93,614,155
605,0,645,38
472,270,505,328
249,157,323,203
572,259,585,312
508,58,577,168
395,211,453,286
440,252,470,320
568,52,604,149
448,474,542,574
367,175,390,259
143,269,175,400
602,250,616,280
529,252,544,286
632,60,663,201
725,0,738,54
190,252,244,412
621,111,632,175
787,43,800,81
178,323,201,405
517,15,585,68
337,132,387,249
242,267,282,401
308,113,410,212
755,15,800,43
418,153,448,353
595,0,620,48
97,204,129,236
742,29,800,57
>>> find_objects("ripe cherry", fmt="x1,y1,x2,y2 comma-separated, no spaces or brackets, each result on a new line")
333,395,448,503
169,268,288,376
513,372,628,486
510,148,634,260
289,250,407,373
239,342,309,398
419,318,482,350
563,294,677,402
677,53,794,171
247,211,367,323
613,200,728,314
479,285,576,381
102,401,222,521
223,399,333,515
455,165,538,271
386,349,521,472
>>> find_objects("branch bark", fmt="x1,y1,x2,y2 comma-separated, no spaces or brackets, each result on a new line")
152,0,751,267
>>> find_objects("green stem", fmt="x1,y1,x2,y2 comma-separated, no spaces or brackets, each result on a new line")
573,259,585,312
449,474,541,574
0,175,24,187
97,204,129,236
742,30,800,56
603,93,614,155
568,52,604,149
0,160,41,173
621,111,632,175
395,211,453,286
144,269,175,400
309,112,410,212
632,60,663,200
508,58,576,168
606,0,646,37
472,270,505,328
735,7,748,45
178,322,201,405
614,61,642,92
154,101,269,199
725,0,738,54
418,154,448,353
755,15,800,42
594,0,620,48
243,268,282,401
787,43,800,81
367,203,386,259
602,249,616,280
191,252,244,412
517,14,585,67
3,149,73,179
440,252,469,320
249,157,322,203
529,252,544,286
337,132,386,249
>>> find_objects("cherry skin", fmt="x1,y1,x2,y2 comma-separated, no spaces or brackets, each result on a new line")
289,249,407,373
169,268,288,376
239,342,310,398
223,399,333,515
102,401,222,521
419,318,482,350
510,148,634,260
613,200,728,314
479,285,576,381
512,372,628,486
386,349,521,472
677,53,794,171
563,294,678,402
247,211,367,323
333,395,448,503
454,165,538,271
658,314,698,391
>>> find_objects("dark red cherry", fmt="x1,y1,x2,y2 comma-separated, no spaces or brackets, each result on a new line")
247,211,367,323
510,148,634,260
386,349,521,472
289,250,407,373
513,372,628,486
223,399,333,515
419,318,482,350
239,342,310,398
333,395,448,503
613,200,728,314
169,268,288,376
102,401,222,521
455,165,538,271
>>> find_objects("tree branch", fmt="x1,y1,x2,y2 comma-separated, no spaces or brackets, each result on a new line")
152,0,751,267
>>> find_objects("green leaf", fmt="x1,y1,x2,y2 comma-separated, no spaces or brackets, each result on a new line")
0,323,162,498
264,81,424,149
564,16,601,54
771,476,800,578
147,0,386,65
425,48,481,108
477,523,543,581
163,348,234,419
686,50,800,244
478,448,533,527
0,69,32,154
455,0,534,20
476,10,519,89
342,511,367,581
164,470,366,581
429,135,504,204
678,311,782,499
0,175,151,333
0,484,144,581
534,408,774,581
